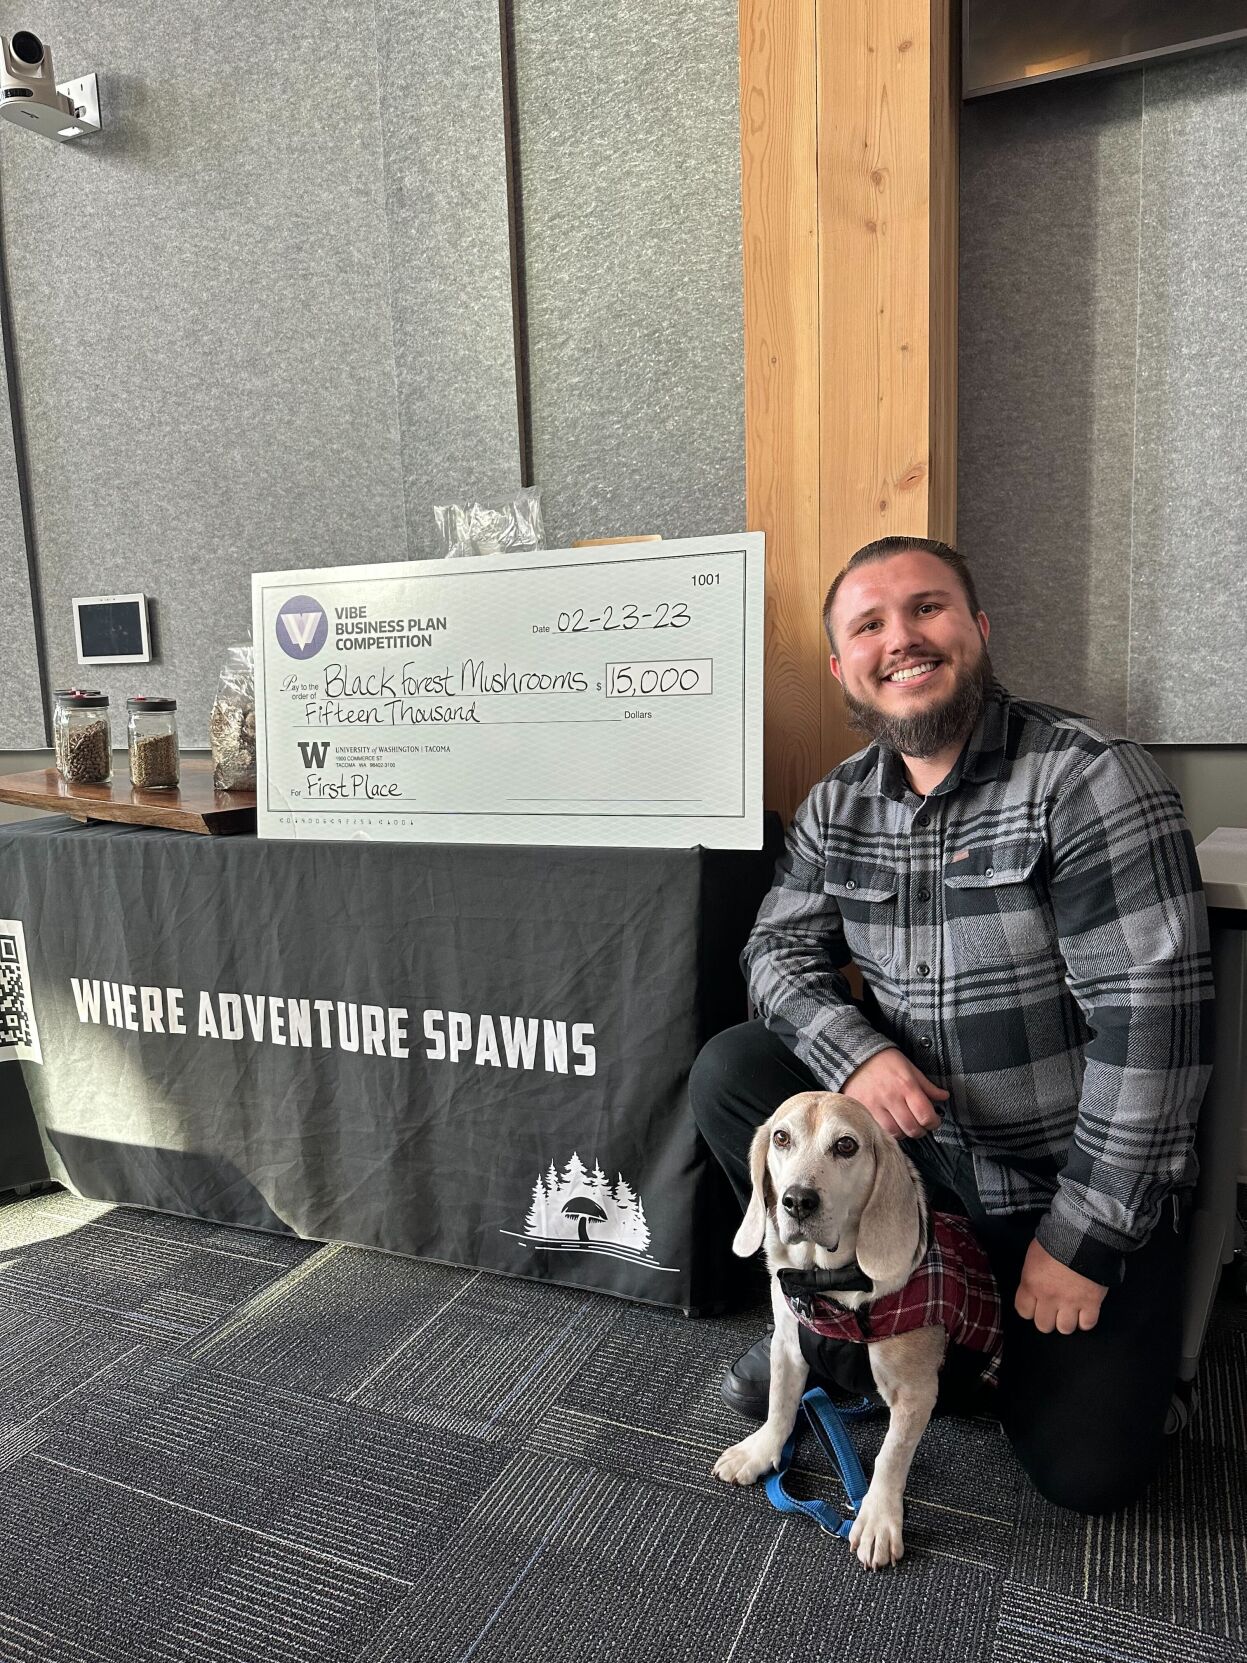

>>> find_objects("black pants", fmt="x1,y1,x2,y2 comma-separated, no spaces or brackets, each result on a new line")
689,1020,1187,1515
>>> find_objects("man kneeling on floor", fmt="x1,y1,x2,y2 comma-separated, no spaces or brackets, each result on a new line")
691,536,1214,1514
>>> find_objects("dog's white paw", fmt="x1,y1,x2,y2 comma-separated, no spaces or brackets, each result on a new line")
713,1429,784,1486
848,1493,905,1570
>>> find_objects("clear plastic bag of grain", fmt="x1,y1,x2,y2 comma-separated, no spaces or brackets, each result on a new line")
210,645,257,792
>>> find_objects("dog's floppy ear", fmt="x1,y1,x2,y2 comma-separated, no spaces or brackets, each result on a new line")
732,1120,775,1257
854,1127,925,1287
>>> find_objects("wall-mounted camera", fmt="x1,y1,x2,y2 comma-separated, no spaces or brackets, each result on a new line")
0,32,100,141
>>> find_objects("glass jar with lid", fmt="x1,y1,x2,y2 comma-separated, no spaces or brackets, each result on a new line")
53,692,112,785
127,697,180,790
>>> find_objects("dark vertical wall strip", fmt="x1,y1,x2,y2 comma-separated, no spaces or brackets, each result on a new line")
0,185,51,748
499,0,533,488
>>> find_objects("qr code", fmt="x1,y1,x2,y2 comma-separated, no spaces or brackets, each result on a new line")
0,937,34,1049
0,925,40,1061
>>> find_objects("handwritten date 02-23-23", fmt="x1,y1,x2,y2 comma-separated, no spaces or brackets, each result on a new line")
547,600,692,634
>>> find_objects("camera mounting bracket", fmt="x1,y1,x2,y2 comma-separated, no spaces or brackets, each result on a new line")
0,69,100,141
56,72,101,137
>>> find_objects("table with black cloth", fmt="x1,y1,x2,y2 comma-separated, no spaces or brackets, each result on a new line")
0,816,780,1312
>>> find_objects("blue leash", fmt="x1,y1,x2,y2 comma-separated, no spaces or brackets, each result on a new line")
764,1387,879,1538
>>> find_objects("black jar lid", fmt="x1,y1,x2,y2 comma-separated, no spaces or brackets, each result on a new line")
126,696,177,711
53,687,101,698
56,692,109,707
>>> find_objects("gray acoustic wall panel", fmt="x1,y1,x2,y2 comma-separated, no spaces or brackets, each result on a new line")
1130,51,1247,743
0,3,520,744
0,4,405,745
0,328,45,748
960,47,1247,743
514,0,745,547
375,0,522,553
959,76,1142,734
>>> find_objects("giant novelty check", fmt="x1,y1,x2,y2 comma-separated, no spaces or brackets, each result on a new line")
252,534,763,847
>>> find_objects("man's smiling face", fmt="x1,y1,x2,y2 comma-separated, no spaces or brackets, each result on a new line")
828,549,993,759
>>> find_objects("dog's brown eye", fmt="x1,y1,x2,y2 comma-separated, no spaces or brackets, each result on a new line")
772,1128,791,1148
832,1136,859,1158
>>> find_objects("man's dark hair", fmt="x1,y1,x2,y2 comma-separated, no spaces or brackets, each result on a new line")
822,536,981,651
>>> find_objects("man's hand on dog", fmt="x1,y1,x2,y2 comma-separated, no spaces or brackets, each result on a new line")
1014,1239,1107,1334
842,1048,950,1141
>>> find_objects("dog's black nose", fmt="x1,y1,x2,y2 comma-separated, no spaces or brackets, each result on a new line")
781,1186,819,1220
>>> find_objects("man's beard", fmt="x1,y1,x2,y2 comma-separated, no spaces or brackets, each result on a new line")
842,648,994,759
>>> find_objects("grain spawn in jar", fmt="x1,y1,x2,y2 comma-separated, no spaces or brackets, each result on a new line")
53,692,112,785
127,696,180,790
51,689,102,776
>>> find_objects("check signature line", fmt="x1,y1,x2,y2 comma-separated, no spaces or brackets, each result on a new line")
505,798,705,804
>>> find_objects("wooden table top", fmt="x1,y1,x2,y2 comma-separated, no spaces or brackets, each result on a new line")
0,759,256,835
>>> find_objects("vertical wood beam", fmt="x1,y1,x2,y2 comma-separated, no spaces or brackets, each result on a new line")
819,0,958,778
742,2,958,815
740,1,822,820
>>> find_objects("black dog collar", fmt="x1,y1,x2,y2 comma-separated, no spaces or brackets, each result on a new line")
778,1263,874,1298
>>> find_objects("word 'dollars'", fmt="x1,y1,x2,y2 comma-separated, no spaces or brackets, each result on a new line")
69,979,597,1075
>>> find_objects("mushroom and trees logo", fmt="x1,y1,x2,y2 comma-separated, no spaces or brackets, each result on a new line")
501,1152,676,1272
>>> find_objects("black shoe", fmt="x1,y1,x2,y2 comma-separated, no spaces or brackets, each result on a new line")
720,1330,772,1421
721,1329,881,1422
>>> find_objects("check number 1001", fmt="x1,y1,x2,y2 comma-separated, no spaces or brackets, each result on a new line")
604,659,712,697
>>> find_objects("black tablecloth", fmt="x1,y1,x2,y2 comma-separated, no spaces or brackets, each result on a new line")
0,817,780,1311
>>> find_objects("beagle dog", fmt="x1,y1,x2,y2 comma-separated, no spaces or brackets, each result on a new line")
713,1090,993,1570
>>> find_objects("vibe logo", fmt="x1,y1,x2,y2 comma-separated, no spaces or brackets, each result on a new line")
276,594,328,659
298,740,330,768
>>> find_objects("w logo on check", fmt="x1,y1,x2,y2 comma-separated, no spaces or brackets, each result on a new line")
298,741,330,768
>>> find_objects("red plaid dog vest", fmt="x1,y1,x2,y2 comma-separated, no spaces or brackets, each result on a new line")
783,1211,1003,1384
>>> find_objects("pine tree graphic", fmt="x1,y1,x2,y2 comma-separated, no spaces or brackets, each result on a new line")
560,1152,588,1192
524,1176,547,1236
631,1194,651,1254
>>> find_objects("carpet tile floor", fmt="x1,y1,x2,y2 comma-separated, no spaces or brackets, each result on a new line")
0,1189,1243,1663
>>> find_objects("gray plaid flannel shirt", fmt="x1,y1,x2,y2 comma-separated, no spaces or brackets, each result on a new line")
743,683,1214,1285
